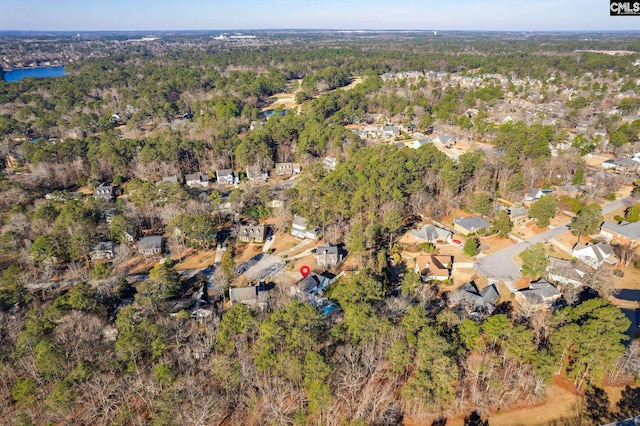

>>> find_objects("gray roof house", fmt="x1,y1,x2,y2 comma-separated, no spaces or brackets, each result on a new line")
238,224,266,243
314,243,344,267
409,224,453,244
246,165,268,182
185,173,209,188
433,134,456,148
216,169,236,185
516,278,562,308
323,157,338,171
453,217,491,235
138,235,163,256
454,282,499,314
600,221,640,248
546,257,586,289
572,242,618,268
94,183,115,200
290,272,335,300
291,215,320,240
275,162,301,176
229,285,269,308
90,241,115,261
412,139,431,149
161,175,179,184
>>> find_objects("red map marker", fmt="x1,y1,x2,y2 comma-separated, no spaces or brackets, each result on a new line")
300,265,311,278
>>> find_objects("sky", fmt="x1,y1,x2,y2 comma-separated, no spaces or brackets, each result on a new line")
0,0,637,32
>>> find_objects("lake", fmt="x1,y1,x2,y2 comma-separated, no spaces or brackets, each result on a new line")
3,66,66,82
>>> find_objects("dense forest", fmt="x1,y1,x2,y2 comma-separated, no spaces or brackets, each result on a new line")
0,32,640,425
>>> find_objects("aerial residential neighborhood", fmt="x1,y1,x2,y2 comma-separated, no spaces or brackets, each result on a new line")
0,22,639,426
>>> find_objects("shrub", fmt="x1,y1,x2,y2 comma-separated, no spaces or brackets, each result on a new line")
613,269,624,277
417,242,436,252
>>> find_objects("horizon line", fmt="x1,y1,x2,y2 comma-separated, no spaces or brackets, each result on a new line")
2,28,640,34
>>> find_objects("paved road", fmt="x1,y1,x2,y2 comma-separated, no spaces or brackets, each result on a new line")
474,197,631,281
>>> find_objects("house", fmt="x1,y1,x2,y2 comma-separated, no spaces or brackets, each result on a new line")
138,236,163,256
290,272,334,300
409,224,453,244
238,224,266,243
275,162,302,176
90,241,115,261
185,173,209,188
546,257,586,289
382,125,401,139
216,169,236,185
516,278,562,308
572,242,618,268
604,158,640,174
161,175,179,184
508,206,529,225
94,183,115,200
524,187,553,202
453,217,491,234
454,282,499,314
291,215,321,239
229,285,269,308
433,134,456,148
415,255,452,281
601,221,640,248
246,165,268,182
412,139,431,149
323,157,338,171
314,243,344,267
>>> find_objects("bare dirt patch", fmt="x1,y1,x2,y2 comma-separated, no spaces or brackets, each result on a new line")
174,250,217,270
234,243,264,264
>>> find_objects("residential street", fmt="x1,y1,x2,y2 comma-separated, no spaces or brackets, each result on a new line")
474,197,632,281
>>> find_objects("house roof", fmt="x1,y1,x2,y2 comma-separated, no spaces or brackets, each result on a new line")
316,243,339,255
216,169,234,178
509,207,529,218
162,175,178,183
547,257,585,283
439,134,456,143
454,217,491,232
91,241,114,252
416,255,451,277
602,221,640,240
292,215,308,228
521,278,561,304
409,224,452,242
229,286,258,304
239,224,266,239
185,173,208,182
573,242,617,264
456,282,498,311
139,235,162,250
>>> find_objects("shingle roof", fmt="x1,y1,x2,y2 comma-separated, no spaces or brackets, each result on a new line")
602,221,640,240
139,235,162,250
454,217,491,232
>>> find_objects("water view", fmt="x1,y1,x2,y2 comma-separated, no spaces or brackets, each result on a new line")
2,66,66,82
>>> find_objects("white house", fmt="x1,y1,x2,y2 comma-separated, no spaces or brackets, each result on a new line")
572,242,618,268
291,215,321,240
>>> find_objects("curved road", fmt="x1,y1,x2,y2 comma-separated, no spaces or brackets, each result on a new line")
474,197,632,281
